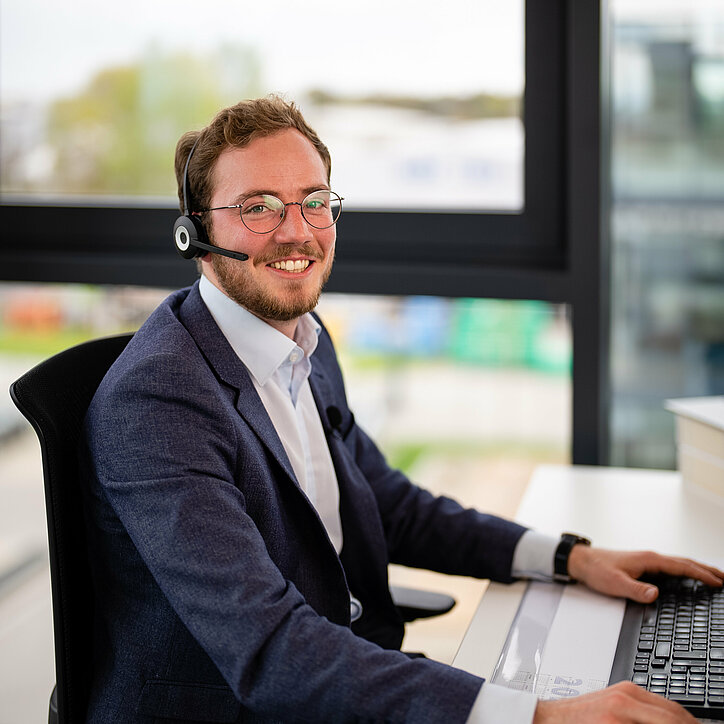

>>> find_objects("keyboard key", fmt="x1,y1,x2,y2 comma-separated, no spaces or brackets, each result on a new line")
654,642,671,659
632,673,648,686
672,650,707,659
668,693,705,705
711,648,724,660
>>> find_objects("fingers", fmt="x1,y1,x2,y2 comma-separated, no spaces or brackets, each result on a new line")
621,552,724,603
597,566,657,604
533,682,699,723
628,577,659,604
636,552,724,587
678,558,724,584
621,682,699,722
575,549,724,604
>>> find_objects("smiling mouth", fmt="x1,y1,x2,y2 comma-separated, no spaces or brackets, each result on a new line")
268,259,312,273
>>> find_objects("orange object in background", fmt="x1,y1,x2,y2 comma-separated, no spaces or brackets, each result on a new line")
3,295,63,333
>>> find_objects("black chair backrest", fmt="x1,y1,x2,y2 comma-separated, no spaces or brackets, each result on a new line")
9,333,133,724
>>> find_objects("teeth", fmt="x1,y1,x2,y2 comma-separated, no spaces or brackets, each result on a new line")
270,259,310,272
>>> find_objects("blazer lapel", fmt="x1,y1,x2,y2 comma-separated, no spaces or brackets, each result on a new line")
177,284,298,486
309,361,401,639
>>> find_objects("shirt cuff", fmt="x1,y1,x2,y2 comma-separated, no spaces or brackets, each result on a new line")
511,529,559,581
466,682,538,723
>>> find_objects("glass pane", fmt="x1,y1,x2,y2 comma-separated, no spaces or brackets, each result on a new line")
0,0,523,211
609,0,724,468
0,282,569,701
0,282,569,675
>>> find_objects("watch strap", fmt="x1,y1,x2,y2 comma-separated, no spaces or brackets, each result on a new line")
553,533,591,583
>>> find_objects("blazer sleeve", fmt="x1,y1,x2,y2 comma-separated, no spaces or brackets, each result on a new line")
85,346,484,723
314,324,529,582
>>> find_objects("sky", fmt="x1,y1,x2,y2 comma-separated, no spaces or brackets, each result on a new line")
1,0,524,105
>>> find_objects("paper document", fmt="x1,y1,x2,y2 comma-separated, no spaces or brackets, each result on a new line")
491,581,626,700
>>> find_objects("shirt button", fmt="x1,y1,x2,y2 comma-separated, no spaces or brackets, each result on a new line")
289,350,302,363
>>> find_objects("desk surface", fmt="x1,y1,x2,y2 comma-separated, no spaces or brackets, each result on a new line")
453,464,724,678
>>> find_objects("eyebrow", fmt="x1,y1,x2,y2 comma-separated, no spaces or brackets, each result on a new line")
230,184,331,205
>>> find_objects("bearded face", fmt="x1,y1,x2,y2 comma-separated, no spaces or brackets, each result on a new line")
200,129,337,333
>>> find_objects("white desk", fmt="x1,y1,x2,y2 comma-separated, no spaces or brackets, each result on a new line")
453,464,724,679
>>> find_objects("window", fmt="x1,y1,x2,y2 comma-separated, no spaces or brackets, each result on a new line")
0,281,570,664
2,0,524,212
610,0,724,467
2,1,569,287
2,1,602,463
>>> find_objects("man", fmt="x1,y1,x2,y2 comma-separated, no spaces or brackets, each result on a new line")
82,95,723,723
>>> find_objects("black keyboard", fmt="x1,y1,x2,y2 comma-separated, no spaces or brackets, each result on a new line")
609,577,724,720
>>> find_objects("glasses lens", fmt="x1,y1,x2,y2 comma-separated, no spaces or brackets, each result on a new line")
240,194,285,233
301,190,342,229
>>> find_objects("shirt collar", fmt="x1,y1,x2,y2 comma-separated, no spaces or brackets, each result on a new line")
198,274,320,387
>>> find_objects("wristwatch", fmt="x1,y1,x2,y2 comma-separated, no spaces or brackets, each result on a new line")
553,533,591,583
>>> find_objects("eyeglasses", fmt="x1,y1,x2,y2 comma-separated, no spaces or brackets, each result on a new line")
200,190,343,234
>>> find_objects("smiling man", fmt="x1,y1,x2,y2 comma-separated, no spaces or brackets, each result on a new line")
81,95,723,723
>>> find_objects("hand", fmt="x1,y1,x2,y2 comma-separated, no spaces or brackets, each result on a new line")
533,682,698,723
567,546,724,603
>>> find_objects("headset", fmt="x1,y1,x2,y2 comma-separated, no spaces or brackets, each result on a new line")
172,136,249,262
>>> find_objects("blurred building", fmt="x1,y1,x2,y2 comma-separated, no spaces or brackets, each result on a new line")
610,4,724,468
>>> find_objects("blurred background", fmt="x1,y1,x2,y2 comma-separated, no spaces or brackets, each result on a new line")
0,0,723,720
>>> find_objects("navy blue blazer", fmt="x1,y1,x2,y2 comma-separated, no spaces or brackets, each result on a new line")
81,282,528,723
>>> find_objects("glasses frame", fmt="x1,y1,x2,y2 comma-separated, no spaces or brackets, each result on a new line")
199,190,343,234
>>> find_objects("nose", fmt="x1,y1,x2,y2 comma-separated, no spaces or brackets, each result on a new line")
272,202,312,243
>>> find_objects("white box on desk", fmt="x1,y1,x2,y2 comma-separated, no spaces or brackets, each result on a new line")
665,396,724,498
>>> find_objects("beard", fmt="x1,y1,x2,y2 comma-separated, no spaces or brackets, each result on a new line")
209,243,334,322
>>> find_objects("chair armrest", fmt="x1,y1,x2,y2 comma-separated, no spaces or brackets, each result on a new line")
390,584,456,622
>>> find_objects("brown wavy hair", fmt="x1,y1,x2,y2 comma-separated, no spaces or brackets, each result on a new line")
174,95,331,218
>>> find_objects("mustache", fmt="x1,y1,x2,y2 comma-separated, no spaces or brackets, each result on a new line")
255,245,325,264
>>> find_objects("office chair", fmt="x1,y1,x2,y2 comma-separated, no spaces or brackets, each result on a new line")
10,333,454,723
10,333,134,724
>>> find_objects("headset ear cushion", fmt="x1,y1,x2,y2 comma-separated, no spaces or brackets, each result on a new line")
173,216,207,259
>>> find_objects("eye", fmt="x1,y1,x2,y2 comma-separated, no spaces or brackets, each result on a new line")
304,193,329,212
241,195,282,216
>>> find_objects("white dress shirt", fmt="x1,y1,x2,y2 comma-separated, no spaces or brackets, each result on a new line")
199,275,343,553
199,274,560,723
